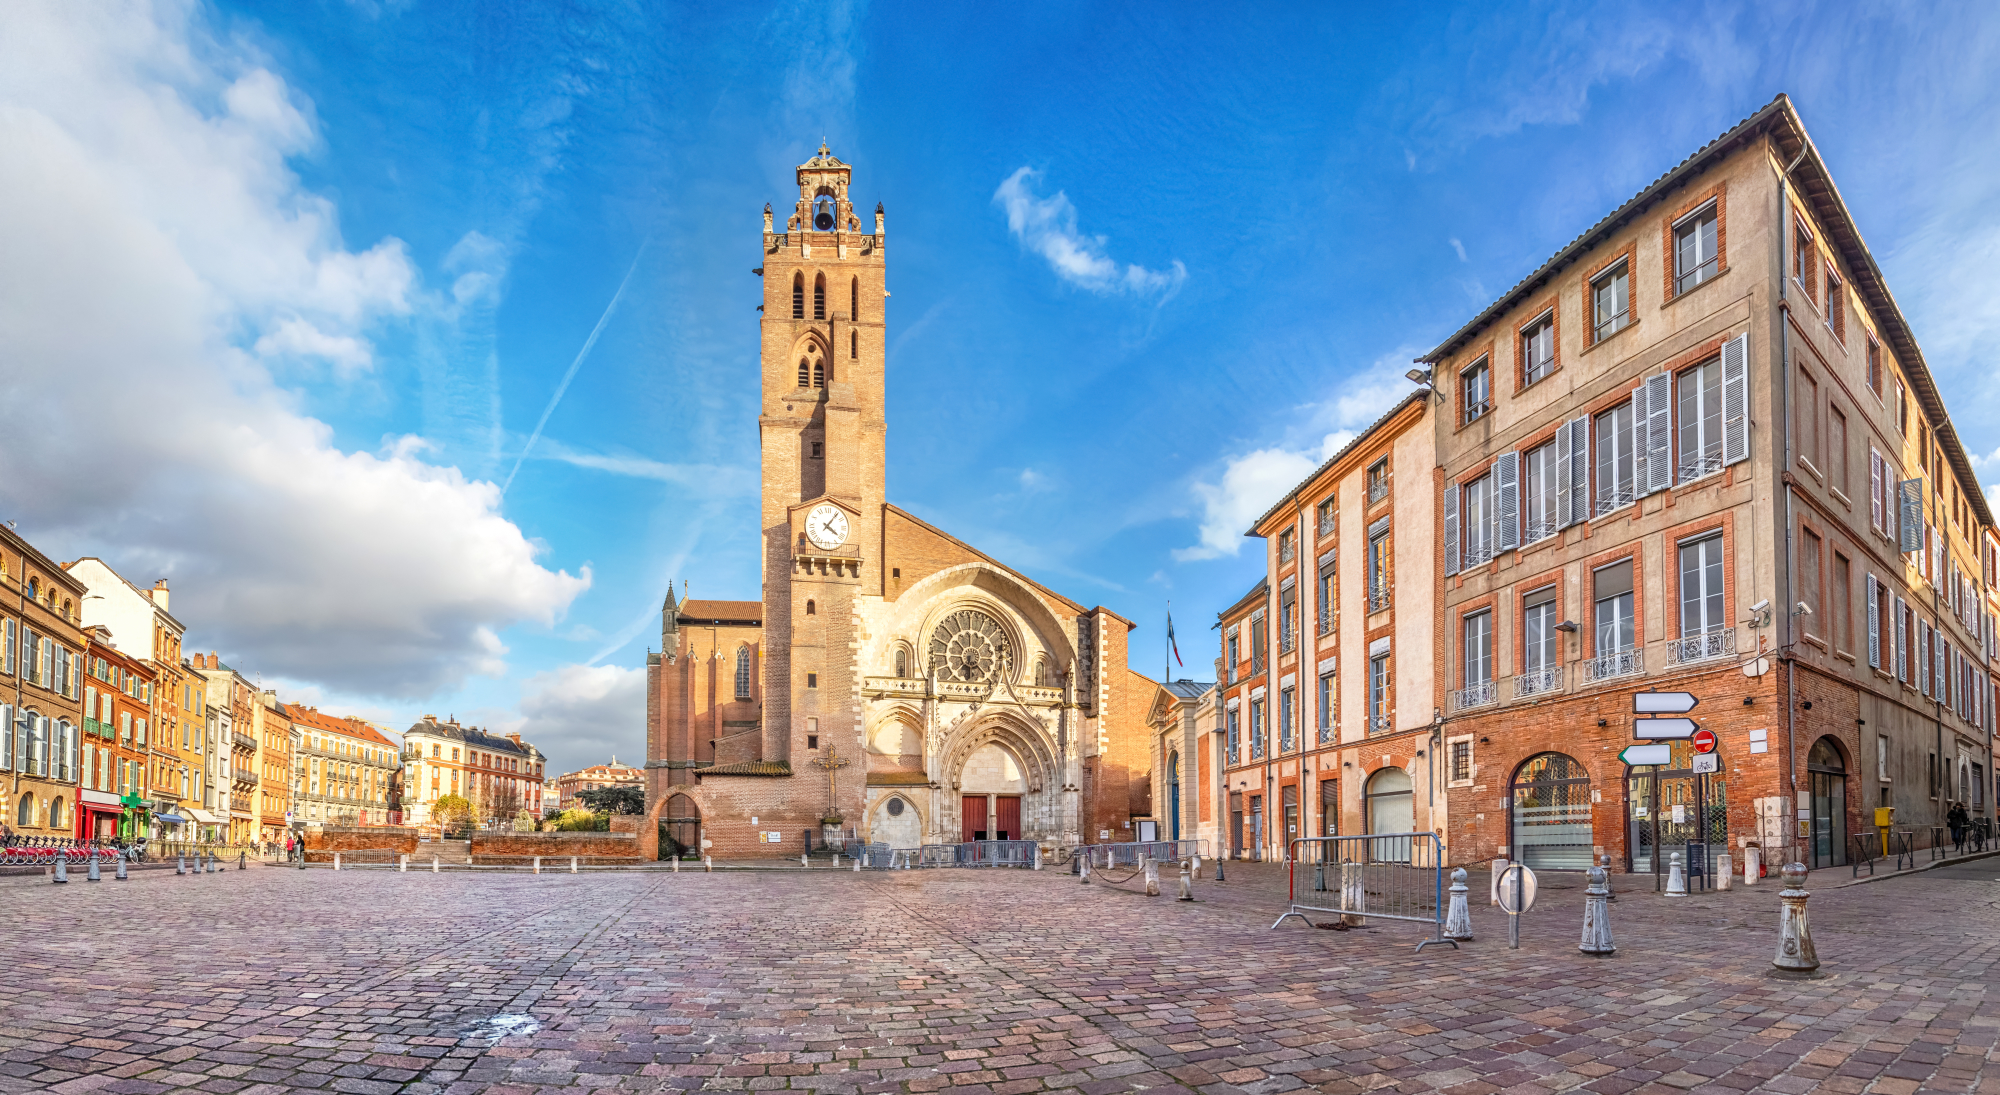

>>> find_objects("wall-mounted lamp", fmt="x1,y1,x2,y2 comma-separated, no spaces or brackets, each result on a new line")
1554,620,1578,633
1856,718,1865,725
1479,736,1489,744
1414,749,1425,758
1342,761,1352,768
1743,696,1755,706
1597,718,1607,727
1799,700,1813,710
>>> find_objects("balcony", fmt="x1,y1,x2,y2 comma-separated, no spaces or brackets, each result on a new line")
1451,681,1497,711
231,731,256,752
1667,627,1735,666
1677,452,1724,484
1317,724,1334,745
1367,478,1389,505
1368,580,1392,612
1595,488,1636,518
1514,665,1564,699
1366,715,1393,736
1318,513,1337,537
1278,622,1297,655
1461,543,1494,569
1584,649,1645,682
1278,540,1295,565
1521,518,1557,546
1317,610,1335,637
1250,738,1266,761
232,768,258,789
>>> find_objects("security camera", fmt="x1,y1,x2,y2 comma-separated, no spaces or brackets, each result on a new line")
1750,599,1770,614
1795,601,1813,616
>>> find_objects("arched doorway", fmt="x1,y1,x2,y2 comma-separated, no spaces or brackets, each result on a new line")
661,794,700,860
1167,753,1181,841
1511,753,1593,870
1807,737,1848,868
870,794,921,849
1365,767,1413,861
959,742,1027,840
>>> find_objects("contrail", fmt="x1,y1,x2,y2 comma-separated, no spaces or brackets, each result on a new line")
501,240,649,496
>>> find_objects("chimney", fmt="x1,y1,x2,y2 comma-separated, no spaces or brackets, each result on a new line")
150,579,169,611
421,714,436,723
506,732,521,745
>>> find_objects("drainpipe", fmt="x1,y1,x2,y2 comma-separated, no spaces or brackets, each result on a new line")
1779,137,1808,864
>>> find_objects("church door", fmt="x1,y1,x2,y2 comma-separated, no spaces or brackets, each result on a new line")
995,796,1021,840
962,795,988,841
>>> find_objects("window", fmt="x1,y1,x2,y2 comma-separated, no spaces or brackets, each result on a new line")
1249,699,1265,760
1368,525,1390,608
812,273,825,319
1523,440,1558,543
1595,402,1637,515
850,330,857,359
1226,629,1239,681
1829,407,1848,498
1278,583,1297,653
850,277,859,322
894,648,907,677
1279,687,1294,752
1277,528,1294,565
1521,313,1554,384
1317,558,1335,635
1592,260,1630,341
792,273,804,318
1226,707,1240,764
1317,673,1333,743
734,647,752,700
797,358,809,387
1675,534,1726,640
1450,739,1472,782
812,359,824,388
1460,473,1492,567
1796,367,1819,470
1366,458,1389,502
806,600,816,615
810,441,822,458
1826,268,1844,339
1896,378,1908,436
1866,339,1882,396
1368,653,1389,731
1461,611,1493,688
1316,498,1336,536
1793,222,1815,301
1675,203,1719,294
1799,529,1822,638
1594,560,1635,653
1251,611,1267,674
1676,358,1723,482
1461,357,1490,424
1523,586,1559,672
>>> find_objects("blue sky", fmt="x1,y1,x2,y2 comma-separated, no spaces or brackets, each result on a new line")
3,2,1998,776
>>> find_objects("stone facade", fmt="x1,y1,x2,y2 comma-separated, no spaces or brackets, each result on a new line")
645,147,1156,860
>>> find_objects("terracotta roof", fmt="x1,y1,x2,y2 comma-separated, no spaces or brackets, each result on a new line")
677,599,763,625
697,760,793,778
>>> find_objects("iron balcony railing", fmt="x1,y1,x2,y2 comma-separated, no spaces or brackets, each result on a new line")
1367,479,1389,504
1514,665,1563,699
1278,540,1295,564
1584,648,1644,682
1317,724,1334,745
1319,513,1338,536
1366,714,1393,736
1278,621,1297,655
1450,680,1497,711
1667,627,1735,666
1595,488,1637,518
1521,517,1557,545
1368,579,1391,612
231,732,256,752
1250,736,1266,761
1318,609,1335,636
1461,542,1494,568
1678,451,1724,484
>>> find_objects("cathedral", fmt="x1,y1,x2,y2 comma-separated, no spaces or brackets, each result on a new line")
642,147,1157,860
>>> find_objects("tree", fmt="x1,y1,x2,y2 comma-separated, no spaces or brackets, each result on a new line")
432,794,473,832
577,785,645,816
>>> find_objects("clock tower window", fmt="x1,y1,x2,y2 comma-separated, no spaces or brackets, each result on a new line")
792,273,804,319
813,273,826,319
812,359,824,388
797,358,810,387
850,277,859,321
850,331,857,359
806,600,816,615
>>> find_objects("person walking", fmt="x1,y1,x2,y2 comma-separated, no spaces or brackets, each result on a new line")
1947,801,1970,853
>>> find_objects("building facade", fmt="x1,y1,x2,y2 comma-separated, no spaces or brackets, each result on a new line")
1145,680,1213,845
1424,96,1996,874
555,757,643,809
399,716,544,828
645,147,1157,859
288,705,399,826
252,689,295,843
3,527,87,840
79,629,157,841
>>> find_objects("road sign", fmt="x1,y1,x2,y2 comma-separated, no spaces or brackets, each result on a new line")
1691,728,1717,753
1634,691,1699,714
1633,717,1698,739
1620,743,1673,766
1692,753,1720,774
1497,864,1538,914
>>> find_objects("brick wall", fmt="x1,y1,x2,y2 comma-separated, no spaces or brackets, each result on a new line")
469,831,639,860
303,826,418,861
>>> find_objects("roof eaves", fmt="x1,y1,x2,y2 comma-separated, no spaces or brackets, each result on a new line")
1248,390,1428,535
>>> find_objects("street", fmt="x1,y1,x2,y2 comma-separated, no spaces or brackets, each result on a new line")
1,858,1996,1094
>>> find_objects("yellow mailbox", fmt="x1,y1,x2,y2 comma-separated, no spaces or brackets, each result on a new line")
1874,805,1895,856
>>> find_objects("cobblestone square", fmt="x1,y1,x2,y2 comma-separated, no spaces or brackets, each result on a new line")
3,858,1998,1094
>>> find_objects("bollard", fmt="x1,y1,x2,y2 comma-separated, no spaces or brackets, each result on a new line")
1717,852,1733,891
334,853,341,872
671,855,679,873
1313,858,1328,892
1773,862,1819,972
239,851,246,870
801,853,808,868
177,853,186,876
1743,846,1761,886
115,849,129,881
570,856,578,874
1579,865,1615,956
53,849,69,884
1142,855,1160,896
1192,854,1202,879
1664,851,1687,897
1340,861,1366,926
1178,859,1194,901
298,848,306,870
704,855,712,872
1490,857,1510,906
431,855,439,873
399,854,408,872
852,856,860,873
1033,845,1042,871
533,856,541,875
1600,853,1616,901
87,851,101,882
1444,868,1473,940
832,853,840,868
1214,854,1224,882
1079,855,1092,885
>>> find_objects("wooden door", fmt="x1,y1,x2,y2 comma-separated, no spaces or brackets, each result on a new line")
995,796,1021,840
962,795,987,841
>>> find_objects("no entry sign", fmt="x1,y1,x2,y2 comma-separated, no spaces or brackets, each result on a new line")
1691,728,1717,753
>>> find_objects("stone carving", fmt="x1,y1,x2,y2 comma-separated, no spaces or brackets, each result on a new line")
929,608,1012,683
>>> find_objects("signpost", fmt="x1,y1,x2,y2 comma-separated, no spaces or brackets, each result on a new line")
1619,743,1673,767
1634,692,1699,715
1496,863,1538,949
1633,717,1699,739
1692,753,1719,774
1629,692,1704,894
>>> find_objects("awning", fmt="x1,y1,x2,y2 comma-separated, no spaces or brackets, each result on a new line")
156,813,187,824
187,808,220,824
80,789,122,807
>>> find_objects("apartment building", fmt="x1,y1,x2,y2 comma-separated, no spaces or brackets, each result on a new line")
401,715,545,828
554,757,643,808
289,705,398,826
1422,95,1994,874
78,629,157,841
2,526,87,838
251,689,295,842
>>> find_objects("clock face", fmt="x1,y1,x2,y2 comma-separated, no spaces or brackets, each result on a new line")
805,504,848,550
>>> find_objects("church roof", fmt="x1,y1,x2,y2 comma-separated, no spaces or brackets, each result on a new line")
678,599,763,626
883,504,1094,619
698,760,793,778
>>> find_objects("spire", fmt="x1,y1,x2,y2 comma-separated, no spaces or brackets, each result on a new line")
661,579,680,651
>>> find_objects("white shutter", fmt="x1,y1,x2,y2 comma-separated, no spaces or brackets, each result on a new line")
1443,483,1460,578
1895,597,1908,681
1867,575,1880,669
1721,333,1750,465
1553,420,1573,529
1933,522,1944,586
1900,479,1924,553
1495,451,1520,552
1922,622,1933,696
1643,372,1673,494
1568,415,1590,525
1869,451,1883,532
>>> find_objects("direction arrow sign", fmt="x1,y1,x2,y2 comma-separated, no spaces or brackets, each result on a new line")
1620,743,1673,766
1634,691,1700,715
1633,717,1698,739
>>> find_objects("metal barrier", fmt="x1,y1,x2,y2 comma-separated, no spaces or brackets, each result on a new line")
1849,831,1879,877
1276,832,1455,951
957,840,1037,867
858,843,892,870
1071,840,1204,869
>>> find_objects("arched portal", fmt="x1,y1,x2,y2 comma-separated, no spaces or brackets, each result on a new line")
1365,767,1413,834
1511,752,1592,870
1807,736,1848,869
662,793,701,860
870,794,921,849
941,710,1065,845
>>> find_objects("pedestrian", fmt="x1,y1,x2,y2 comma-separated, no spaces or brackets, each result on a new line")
1947,800,1970,853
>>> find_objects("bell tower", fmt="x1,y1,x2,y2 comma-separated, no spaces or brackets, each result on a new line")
757,144,887,776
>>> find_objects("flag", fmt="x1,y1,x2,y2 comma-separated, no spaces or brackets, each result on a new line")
1167,610,1183,667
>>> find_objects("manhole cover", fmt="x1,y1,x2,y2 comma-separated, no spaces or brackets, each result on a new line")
463,1014,541,1043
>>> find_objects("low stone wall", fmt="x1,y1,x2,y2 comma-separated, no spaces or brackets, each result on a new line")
470,831,638,861
303,826,418,862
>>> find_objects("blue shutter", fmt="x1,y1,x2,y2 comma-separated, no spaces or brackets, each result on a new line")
1867,574,1880,669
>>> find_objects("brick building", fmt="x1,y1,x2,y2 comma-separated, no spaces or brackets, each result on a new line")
1422,95,1995,874
4,527,87,841
645,146,1156,859
78,629,157,841
288,705,400,826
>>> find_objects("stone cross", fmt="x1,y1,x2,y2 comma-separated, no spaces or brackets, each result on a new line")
811,746,851,819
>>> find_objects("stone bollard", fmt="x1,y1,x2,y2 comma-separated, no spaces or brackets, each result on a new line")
801,853,808,868
1313,857,1328,892
1579,865,1615,956
116,849,129,881
671,855,679,874
432,855,439,873
1490,857,1510,906
1717,853,1733,891
1444,868,1473,941
1743,846,1761,886
1215,854,1225,882
239,851,246,870
333,853,341,872
53,849,69,884
87,851,101,882
1143,855,1160,896
852,855,860,873
177,853,186,876
1665,851,1687,896
704,855,712,872
1178,860,1194,901
1191,854,1202,879
1600,853,1616,901
832,853,840,868
533,856,541,875
1340,861,1366,926
1079,854,1092,884
570,856,579,874
298,848,307,870
399,855,408,872
1033,845,1042,871
1773,863,1819,973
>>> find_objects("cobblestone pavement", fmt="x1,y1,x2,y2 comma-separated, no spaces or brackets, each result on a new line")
2,855,1998,1094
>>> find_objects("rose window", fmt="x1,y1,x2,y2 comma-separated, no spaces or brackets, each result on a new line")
928,609,1012,683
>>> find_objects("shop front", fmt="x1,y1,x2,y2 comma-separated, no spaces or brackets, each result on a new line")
79,788,123,841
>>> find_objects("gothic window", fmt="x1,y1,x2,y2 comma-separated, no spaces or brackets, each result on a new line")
928,609,1013,683
850,330,857,358
734,647,751,700
798,358,810,387
813,359,825,388
806,600,816,615
850,276,859,321
813,274,826,319
792,273,804,319
894,647,908,677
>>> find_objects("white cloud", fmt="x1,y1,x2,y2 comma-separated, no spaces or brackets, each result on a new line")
1449,237,1468,263
0,4,587,698
993,167,1187,298
514,663,648,773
